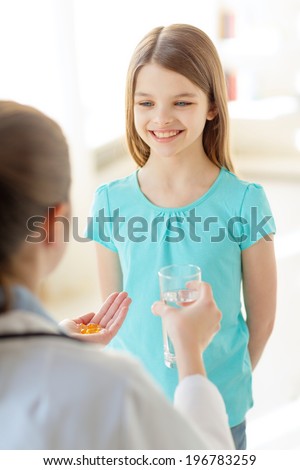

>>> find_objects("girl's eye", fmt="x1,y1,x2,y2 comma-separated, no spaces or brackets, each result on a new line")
139,101,154,107
175,101,192,107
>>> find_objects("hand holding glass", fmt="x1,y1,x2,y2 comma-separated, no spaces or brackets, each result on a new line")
158,264,201,368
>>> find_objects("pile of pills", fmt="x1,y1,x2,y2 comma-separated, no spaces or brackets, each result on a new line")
79,323,102,334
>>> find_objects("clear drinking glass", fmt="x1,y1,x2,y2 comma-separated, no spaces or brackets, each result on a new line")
158,264,201,368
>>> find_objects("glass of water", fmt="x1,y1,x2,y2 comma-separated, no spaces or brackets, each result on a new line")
158,264,201,368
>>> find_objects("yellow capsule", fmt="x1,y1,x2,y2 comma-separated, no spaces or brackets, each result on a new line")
79,322,101,334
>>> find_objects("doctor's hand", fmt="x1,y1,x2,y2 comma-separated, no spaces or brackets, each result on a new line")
151,282,221,380
59,292,131,346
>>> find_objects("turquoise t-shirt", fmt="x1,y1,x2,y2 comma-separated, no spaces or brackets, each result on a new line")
87,168,276,427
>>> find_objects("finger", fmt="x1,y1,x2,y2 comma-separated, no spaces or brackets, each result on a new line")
198,282,213,295
85,305,130,347
70,295,125,326
197,283,216,306
186,280,202,291
105,296,131,329
73,296,127,326
151,301,173,317
187,281,214,303
97,292,129,326
92,292,126,324
106,304,129,334
72,312,95,325
95,292,120,319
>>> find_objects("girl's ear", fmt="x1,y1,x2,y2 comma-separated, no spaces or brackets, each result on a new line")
207,104,218,121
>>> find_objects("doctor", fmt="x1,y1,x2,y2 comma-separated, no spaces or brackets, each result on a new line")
0,101,234,450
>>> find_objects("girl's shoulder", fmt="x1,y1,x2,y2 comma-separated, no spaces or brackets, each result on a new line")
220,168,267,201
95,171,137,196
219,169,274,218
91,171,141,214
222,168,263,191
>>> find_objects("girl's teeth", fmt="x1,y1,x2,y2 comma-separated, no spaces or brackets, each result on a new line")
153,131,179,138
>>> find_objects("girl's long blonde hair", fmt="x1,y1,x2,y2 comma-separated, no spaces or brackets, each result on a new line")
125,23,234,172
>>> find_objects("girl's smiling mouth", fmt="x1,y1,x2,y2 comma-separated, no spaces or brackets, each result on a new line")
150,130,183,140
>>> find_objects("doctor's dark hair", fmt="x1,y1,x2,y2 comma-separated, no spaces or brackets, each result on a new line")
0,101,71,312
125,23,234,171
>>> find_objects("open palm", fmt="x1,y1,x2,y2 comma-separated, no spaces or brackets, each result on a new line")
59,292,131,346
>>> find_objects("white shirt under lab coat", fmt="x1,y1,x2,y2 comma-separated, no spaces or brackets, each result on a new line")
0,291,234,450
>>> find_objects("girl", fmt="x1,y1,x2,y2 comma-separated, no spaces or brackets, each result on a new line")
88,24,277,449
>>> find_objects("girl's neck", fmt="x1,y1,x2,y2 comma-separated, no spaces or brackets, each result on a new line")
142,147,216,181
137,154,220,208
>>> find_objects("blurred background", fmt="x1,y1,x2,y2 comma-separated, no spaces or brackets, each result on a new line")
1,0,299,449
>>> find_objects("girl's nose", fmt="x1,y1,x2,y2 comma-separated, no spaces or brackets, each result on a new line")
152,108,173,126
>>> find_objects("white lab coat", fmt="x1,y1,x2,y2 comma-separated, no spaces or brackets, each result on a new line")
0,309,234,450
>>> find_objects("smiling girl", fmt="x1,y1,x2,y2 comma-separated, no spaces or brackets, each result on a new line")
87,24,277,449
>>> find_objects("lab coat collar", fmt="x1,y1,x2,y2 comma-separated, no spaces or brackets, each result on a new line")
0,284,62,336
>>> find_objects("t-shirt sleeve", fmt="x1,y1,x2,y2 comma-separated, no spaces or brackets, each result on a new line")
239,183,276,251
85,184,118,252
